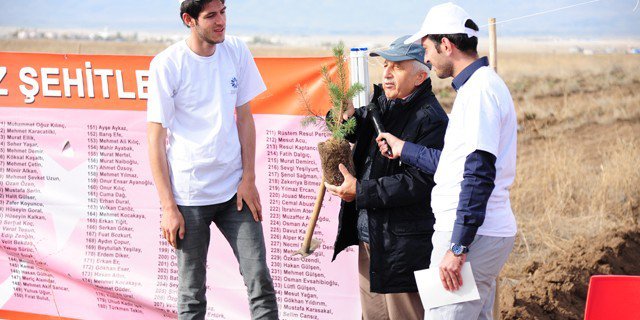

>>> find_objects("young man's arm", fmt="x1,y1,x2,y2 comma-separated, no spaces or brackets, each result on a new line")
349,117,447,209
147,122,184,248
439,150,496,291
235,102,262,222
376,132,442,174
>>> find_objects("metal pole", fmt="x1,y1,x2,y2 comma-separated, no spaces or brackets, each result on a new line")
349,48,362,108
349,47,371,108
357,47,370,105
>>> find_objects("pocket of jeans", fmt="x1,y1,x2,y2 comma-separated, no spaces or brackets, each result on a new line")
175,207,208,251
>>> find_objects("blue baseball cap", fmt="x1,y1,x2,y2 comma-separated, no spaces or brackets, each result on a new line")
370,35,429,67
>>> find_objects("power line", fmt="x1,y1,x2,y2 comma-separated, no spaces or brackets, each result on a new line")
480,0,601,27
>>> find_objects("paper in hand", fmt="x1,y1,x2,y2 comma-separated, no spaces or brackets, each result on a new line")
414,262,480,310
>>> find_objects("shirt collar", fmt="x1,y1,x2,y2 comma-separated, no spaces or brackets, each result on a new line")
451,56,489,91
381,79,432,114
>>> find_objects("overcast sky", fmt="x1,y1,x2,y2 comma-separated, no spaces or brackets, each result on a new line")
1,0,638,38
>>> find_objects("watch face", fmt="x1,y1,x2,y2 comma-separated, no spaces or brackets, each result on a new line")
451,244,467,255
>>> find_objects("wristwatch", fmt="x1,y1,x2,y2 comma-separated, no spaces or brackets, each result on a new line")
450,243,469,256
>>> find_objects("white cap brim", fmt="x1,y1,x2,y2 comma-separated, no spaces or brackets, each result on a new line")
404,31,427,45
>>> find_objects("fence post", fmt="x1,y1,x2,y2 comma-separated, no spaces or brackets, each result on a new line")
489,18,498,72
489,17,501,319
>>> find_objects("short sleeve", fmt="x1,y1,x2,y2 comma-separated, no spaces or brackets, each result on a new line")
462,87,501,157
235,40,266,107
146,57,177,128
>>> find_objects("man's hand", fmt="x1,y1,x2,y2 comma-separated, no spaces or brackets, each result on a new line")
235,103,261,222
439,250,466,291
161,206,185,249
324,164,356,202
342,100,355,121
376,132,405,160
237,177,262,222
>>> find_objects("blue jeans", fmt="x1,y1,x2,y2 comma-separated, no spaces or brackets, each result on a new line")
176,195,279,320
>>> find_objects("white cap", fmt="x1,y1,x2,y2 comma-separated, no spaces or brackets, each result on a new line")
405,2,478,44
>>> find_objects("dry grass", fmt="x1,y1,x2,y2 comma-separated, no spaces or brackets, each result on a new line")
506,54,640,135
504,131,640,278
3,38,639,298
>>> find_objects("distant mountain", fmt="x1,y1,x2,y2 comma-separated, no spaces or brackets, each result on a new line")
1,0,638,37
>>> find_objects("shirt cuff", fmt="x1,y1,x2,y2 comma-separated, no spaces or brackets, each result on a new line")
400,141,422,167
451,222,478,247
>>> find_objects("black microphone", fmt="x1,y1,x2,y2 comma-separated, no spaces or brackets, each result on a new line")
366,98,393,157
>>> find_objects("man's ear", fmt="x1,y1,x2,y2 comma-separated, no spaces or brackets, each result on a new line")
415,70,428,87
182,13,196,28
442,37,454,56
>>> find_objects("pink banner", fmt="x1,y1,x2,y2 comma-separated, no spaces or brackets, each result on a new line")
0,53,359,319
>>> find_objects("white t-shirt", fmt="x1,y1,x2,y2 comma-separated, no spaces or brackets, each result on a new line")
147,36,266,206
431,66,517,237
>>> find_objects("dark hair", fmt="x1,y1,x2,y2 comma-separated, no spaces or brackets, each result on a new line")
427,19,479,55
180,0,225,27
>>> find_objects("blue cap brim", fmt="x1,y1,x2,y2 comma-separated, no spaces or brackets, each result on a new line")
369,51,414,62
370,51,430,68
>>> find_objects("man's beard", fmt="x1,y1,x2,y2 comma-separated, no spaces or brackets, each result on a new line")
436,62,453,79
195,25,224,45
200,32,224,45
203,37,223,45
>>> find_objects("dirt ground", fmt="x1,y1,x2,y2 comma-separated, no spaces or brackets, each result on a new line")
500,226,640,319
497,115,640,319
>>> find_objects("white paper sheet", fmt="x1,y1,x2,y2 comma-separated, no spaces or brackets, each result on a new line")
414,262,480,310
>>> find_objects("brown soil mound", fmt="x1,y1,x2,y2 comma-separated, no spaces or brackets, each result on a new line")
500,228,640,319
318,138,355,186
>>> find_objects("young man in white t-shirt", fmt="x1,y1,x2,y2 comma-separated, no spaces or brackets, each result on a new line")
146,1,278,319
377,3,517,319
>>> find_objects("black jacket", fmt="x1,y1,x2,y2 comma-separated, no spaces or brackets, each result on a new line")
331,80,448,293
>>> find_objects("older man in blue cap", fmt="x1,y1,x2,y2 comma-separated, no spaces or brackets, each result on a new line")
325,35,448,320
